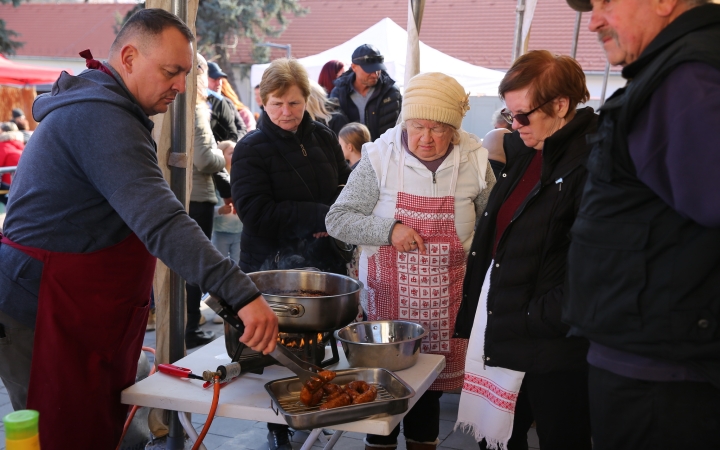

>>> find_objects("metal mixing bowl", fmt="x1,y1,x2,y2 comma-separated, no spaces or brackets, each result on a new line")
334,321,428,371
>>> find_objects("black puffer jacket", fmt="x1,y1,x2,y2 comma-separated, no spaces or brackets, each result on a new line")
329,70,401,140
454,108,597,374
231,111,352,274
209,94,240,142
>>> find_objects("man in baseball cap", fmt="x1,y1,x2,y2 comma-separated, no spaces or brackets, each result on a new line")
204,60,244,143
329,44,401,140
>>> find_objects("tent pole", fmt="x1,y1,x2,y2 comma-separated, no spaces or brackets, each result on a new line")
571,11,582,58
411,0,425,31
166,0,188,447
512,0,526,62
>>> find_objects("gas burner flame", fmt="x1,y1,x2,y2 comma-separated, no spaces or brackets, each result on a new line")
277,333,324,350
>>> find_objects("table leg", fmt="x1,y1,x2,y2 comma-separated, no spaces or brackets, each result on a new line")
322,430,344,449
300,428,323,450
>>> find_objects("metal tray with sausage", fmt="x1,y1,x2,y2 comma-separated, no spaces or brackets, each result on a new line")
264,368,415,430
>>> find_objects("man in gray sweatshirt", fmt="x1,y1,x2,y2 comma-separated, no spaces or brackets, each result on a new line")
0,9,277,448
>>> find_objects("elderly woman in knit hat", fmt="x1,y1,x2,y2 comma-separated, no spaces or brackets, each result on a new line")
326,72,496,450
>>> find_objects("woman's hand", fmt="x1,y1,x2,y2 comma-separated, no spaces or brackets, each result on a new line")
218,204,233,215
391,223,426,253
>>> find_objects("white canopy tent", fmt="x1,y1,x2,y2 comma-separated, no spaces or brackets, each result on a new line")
250,18,506,96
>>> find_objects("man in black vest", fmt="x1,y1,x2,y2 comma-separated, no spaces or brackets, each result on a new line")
563,0,720,448
329,44,401,140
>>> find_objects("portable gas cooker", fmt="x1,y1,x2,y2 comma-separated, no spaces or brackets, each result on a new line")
205,269,361,374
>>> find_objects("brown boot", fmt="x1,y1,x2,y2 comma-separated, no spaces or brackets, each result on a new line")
406,440,438,450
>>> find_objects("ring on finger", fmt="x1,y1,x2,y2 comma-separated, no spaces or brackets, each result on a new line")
410,240,416,245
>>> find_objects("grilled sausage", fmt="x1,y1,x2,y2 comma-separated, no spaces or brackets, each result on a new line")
353,384,378,404
305,376,323,392
319,392,352,410
322,383,342,396
318,370,336,383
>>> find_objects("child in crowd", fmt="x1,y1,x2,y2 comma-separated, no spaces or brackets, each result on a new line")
336,123,371,294
338,122,370,170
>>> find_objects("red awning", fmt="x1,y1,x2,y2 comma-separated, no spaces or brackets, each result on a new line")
0,55,71,85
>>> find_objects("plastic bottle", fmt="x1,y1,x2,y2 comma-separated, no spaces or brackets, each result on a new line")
3,409,40,450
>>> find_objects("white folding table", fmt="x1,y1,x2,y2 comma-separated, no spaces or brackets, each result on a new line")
122,338,445,449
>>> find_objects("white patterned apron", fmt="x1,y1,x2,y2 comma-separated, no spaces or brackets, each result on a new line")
366,148,468,390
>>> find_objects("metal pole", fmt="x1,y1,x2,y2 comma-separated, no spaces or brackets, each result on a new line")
411,0,426,32
257,42,292,59
167,0,188,447
570,11,582,59
512,0,526,62
599,60,611,106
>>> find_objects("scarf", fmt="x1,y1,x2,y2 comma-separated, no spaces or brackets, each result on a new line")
455,262,525,449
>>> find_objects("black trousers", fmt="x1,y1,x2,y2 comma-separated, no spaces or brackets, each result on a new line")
589,365,720,450
480,368,592,450
366,390,443,445
185,201,215,334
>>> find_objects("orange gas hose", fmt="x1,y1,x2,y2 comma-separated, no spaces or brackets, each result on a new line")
192,375,221,450
117,346,156,450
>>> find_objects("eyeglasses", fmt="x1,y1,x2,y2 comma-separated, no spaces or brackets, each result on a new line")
501,99,552,126
406,120,450,137
352,54,384,64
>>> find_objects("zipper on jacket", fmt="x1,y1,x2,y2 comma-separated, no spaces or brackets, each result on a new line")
432,172,437,184
300,143,307,156
556,177,563,191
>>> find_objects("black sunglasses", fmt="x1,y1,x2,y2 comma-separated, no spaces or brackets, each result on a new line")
352,54,384,64
501,99,552,126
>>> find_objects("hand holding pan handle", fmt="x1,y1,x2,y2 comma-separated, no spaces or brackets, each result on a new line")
203,294,323,384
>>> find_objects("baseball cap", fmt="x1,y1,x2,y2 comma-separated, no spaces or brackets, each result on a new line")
351,44,387,73
207,61,228,79
11,108,24,119
566,0,591,12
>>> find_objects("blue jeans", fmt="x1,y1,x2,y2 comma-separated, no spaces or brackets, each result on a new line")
212,231,241,263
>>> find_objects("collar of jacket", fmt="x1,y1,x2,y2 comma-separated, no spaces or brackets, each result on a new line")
504,107,596,184
258,109,316,141
334,70,396,95
623,3,720,80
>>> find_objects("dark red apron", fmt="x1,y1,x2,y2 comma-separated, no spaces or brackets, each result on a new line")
1,233,156,449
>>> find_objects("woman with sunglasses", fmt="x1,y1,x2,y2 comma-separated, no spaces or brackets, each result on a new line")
454,50,597,450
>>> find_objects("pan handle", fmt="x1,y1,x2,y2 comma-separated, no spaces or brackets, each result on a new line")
268,302,305,317
204,294,245,335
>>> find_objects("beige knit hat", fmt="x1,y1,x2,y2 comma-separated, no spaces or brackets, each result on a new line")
402,72,470,129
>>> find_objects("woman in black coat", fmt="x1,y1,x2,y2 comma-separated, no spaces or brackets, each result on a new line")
230,57,351,450
231,59,351,277
454,50,597,450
